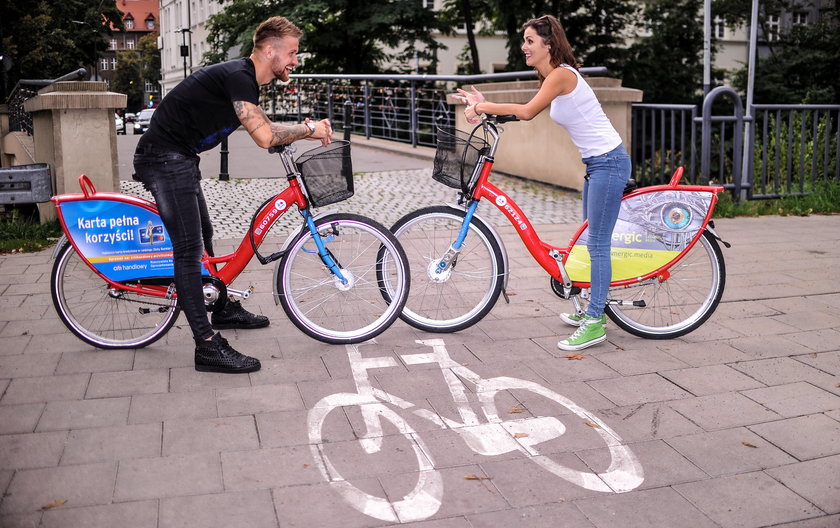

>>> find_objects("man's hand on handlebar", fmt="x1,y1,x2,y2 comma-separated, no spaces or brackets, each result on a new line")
306,118,333,147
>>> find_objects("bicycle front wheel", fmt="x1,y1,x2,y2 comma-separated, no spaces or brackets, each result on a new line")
277,214,409,344
50,242,180,349
606,230,726,339
389,206,505,333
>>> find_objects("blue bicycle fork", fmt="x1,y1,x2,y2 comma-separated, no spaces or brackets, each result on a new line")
303,211,348,284
434,201,479,275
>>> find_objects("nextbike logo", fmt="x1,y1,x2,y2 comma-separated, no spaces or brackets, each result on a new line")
255,199,288,235
496,196,527,231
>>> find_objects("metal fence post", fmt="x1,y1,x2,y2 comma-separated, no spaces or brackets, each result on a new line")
343,99,353,141
219,137,229,181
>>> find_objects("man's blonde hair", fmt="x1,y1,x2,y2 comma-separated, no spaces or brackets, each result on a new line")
253,16,302,49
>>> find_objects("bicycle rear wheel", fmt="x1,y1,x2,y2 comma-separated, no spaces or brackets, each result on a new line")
605,230,725,339
388,206,504,332
50,242,180,349
277,214,409,344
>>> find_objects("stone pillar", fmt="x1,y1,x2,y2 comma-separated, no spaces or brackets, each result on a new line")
450,77,642,191
23,81,126,220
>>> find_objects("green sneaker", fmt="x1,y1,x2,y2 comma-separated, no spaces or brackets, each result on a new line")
558,315,607,351
560,312,606,328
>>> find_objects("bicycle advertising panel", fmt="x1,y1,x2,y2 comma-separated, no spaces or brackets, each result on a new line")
566,190,715,283
57,198,200,282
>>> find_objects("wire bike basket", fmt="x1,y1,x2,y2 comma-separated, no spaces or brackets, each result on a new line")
432,127,489,193
296,140,354,208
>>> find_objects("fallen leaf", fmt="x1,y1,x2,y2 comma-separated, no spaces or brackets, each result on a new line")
514,433,529,439
464,475,493,481
811,353,818,358
742,441,758,448
508,406,525,414
614,345,625,351
507,292,518,296
836,383,840,388
583,421,602,429
564,354,585,360
41,499,67,510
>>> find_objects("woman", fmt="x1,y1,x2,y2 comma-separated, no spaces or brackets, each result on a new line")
453,14,631,351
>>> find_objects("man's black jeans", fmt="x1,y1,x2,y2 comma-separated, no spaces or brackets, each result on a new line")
134,143,215,342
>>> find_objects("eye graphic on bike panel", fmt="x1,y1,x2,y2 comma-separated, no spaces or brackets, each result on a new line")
662,203,691,230
308,339,644,523
566,190,715,282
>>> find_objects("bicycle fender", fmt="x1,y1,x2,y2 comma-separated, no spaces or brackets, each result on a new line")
271,209,338,305
441,202,511,297
51,234,69,259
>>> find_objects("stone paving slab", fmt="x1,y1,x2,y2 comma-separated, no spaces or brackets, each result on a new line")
1,182,840,526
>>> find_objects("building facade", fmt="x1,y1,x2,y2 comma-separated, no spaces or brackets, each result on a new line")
100,0,161,101
153,1,832,93
158,0,228,95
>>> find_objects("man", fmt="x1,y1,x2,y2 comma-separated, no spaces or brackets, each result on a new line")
133,16,332,374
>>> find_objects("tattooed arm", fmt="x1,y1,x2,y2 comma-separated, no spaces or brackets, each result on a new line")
234,100,332,148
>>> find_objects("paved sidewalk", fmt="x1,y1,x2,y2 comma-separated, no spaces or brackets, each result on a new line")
1,149,840,525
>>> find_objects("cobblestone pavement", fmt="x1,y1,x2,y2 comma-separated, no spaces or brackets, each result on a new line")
2,139,839,527
121,168,582,240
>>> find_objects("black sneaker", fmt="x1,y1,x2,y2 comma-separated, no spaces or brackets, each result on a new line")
195,333,261,374
211,299,270,330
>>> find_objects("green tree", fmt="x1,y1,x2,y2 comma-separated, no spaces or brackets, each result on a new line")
729,2,840,103
138,32,161,92
0,0,124,99
620,0,705,103
111,52,144,112
479,0,638,72
204,0,450,73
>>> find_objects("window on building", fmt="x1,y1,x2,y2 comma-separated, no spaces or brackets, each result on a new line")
125,16,134,30
127,39,135,50
792,12,808,26
766,14,780,41
146,16,156,30
111,57,118,70
145,80,156,93
110,39,118,50
421,0,435,8
100,58,109,71
713,17,726,38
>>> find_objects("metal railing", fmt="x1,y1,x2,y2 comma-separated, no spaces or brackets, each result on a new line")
632,91,840,201
262,69,608,148
5,69,88,136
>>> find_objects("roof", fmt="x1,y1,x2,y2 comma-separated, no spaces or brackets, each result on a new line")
115,0,160,31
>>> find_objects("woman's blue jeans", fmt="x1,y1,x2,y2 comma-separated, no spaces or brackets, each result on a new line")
133,144,215,341
581,144,631,318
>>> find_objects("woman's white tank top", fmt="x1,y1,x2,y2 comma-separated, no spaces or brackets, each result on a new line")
549,65,622,158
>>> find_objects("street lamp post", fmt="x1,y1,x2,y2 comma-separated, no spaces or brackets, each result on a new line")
179,28,191,80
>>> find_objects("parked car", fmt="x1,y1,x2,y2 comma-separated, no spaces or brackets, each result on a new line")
133,108,155,134
115,113,125,135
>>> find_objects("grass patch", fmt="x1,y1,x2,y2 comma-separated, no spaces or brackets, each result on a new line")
714,179,840,218
0,209,62,254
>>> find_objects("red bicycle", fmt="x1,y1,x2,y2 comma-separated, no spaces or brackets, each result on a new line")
50,141,410,348
386,116,728,339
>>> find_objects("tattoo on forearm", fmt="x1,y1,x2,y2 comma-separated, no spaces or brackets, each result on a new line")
269,124,310,146
235,100,309,146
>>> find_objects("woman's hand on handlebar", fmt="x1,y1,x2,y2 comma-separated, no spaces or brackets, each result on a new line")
306,118,333,147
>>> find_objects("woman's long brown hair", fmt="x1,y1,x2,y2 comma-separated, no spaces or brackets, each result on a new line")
522,15,580,83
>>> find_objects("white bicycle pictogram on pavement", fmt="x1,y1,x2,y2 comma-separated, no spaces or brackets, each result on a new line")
308,339,644,523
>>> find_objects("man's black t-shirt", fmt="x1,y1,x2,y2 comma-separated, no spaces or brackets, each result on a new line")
139,58,260,155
